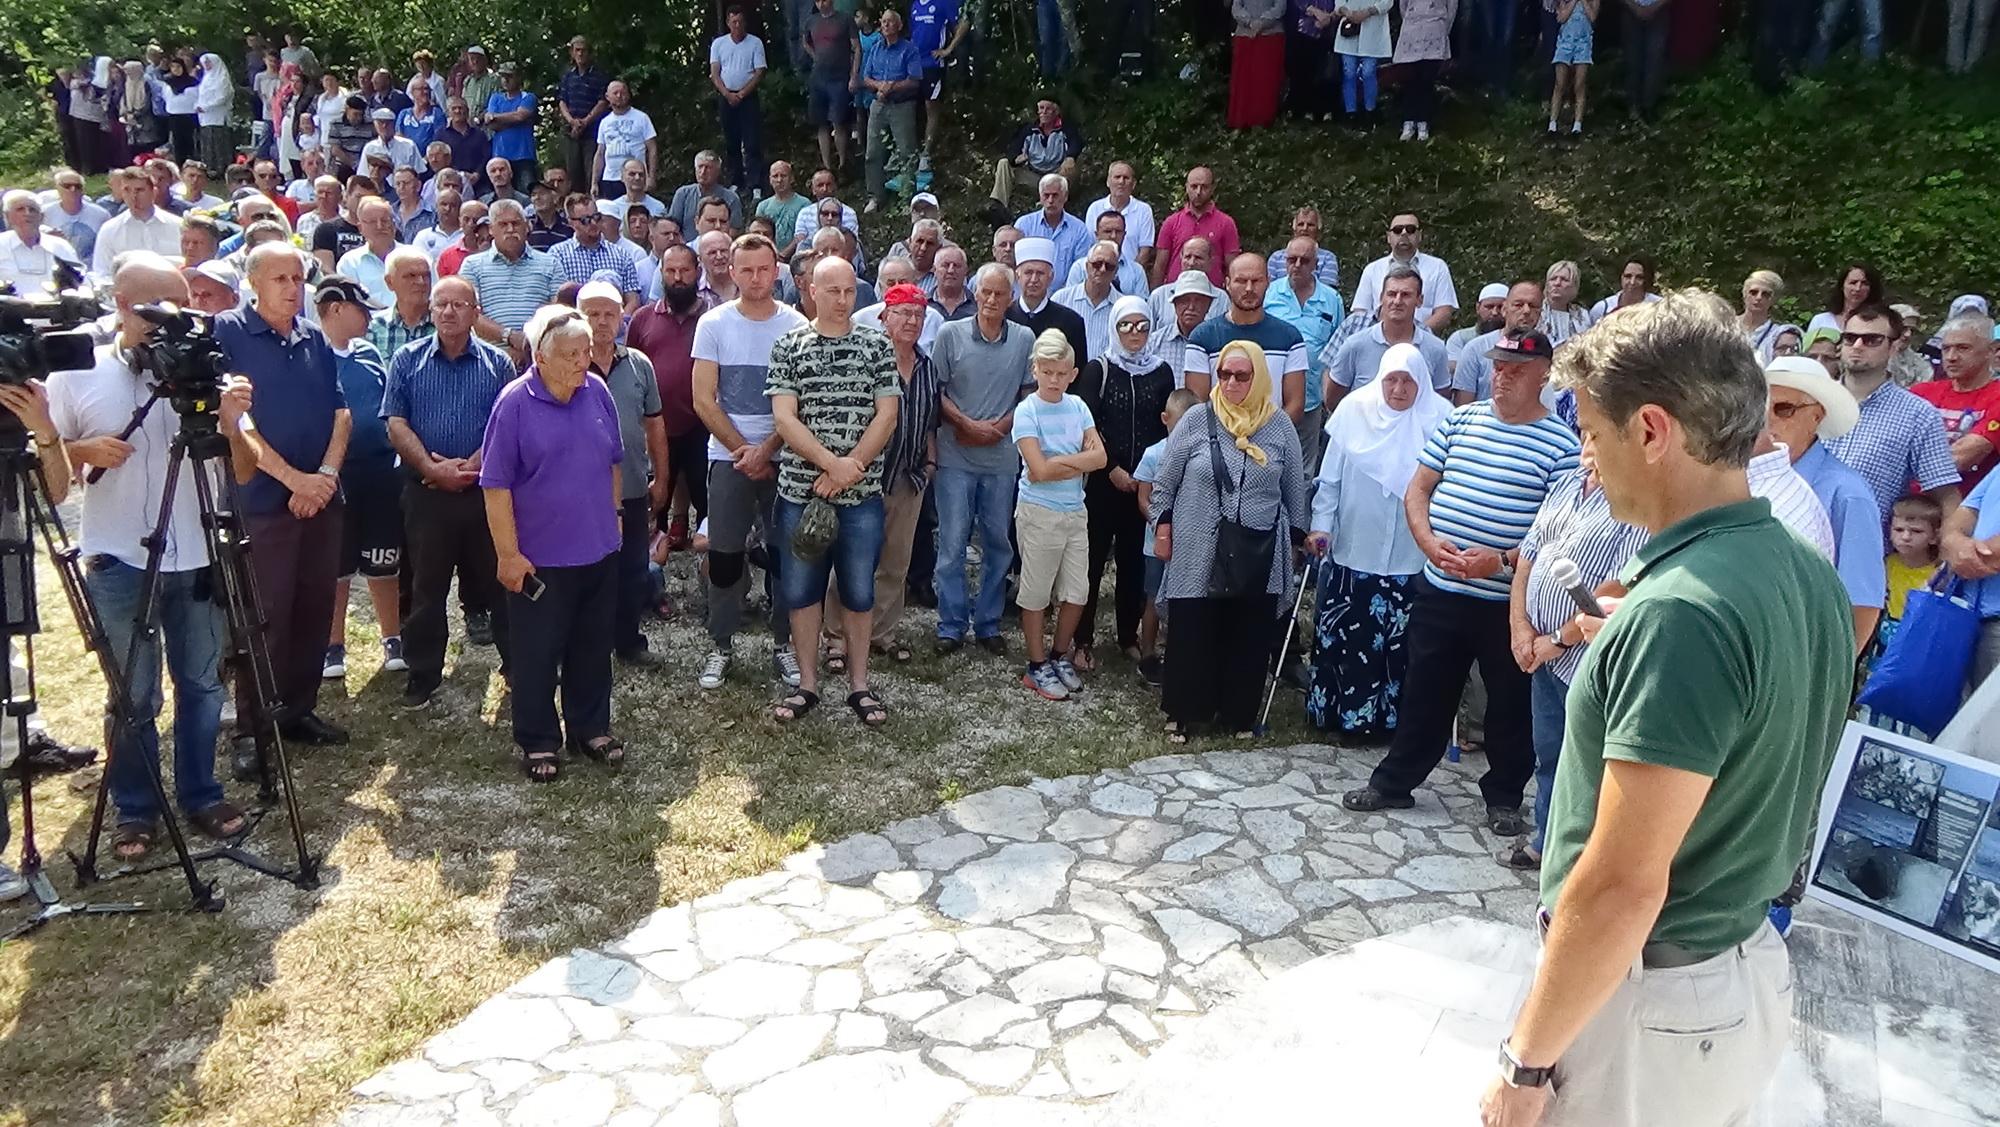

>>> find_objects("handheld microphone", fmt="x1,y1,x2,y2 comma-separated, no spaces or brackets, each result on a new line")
1545,557,1605,619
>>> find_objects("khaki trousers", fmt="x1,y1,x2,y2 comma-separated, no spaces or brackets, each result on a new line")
989,157,1078,207
1541,922,1793,1127
829,479,926,650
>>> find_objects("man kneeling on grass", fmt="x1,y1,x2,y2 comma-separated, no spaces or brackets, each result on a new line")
1014,329,1107,700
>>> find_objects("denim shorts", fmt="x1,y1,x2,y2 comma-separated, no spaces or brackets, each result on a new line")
1144,555,1164,599
774,493,886,612
807,76,854,125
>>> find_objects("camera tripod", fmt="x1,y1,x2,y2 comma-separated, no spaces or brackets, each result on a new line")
68,394,320,893
1,431,214,940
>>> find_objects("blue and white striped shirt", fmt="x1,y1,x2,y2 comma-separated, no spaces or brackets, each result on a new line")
548,236,641,294
380,334,516,462
1520,469,1649,683
1417,403,1581,600
461,247,561,331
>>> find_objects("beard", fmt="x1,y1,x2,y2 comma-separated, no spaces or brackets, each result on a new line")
664,283,701,314
1477,315,1504,334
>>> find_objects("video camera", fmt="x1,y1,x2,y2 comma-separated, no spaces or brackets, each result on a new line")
131,303,230,420
0,269,101,388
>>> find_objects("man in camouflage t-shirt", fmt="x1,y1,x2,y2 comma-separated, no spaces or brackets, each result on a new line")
766,256,903,721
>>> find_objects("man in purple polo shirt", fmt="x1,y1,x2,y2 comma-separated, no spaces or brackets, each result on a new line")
480,305,626,782
216,241,354,750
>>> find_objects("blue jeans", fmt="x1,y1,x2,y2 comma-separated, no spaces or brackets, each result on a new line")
1808,0,1884,67
1037,0,1071,75
1470,0,1519,94
933,465,1017,641
84,556,227,825
774,494,886,612
1529,665,1567,853
1341,54,1380,113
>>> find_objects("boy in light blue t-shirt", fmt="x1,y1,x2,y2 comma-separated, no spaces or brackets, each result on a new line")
1132,388,1199,687
1012,329,1105,701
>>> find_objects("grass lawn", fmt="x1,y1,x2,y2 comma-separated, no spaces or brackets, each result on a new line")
1,50,1994,1127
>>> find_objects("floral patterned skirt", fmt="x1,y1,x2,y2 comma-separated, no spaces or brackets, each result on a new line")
1305,563,1413,737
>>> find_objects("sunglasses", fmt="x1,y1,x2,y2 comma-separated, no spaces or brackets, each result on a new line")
1088,260,1116,271
1839,331,1889,347
1770,401,1818,419
1216,368,1255,384
1389,224,1419,235
1116,320,1148,332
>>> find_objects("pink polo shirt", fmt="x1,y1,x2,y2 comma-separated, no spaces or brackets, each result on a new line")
1154,204,1242,286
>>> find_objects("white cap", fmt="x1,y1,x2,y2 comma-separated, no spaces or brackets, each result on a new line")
910,191,939,211
1478,282,1509,302
576,280,623,308
1014,237,1056,268
1171,270,1219,301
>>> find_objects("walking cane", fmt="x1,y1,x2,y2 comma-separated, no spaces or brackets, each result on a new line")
1256,556,1317,736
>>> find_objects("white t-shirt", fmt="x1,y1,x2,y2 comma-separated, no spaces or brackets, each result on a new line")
48,345,212,572
1351,251,1459,325
414,226,462,262
691,300,810,461
596,109,658,172
710,34,768,92
0,231,83,294
285,179,317,204
1083,195,1157,266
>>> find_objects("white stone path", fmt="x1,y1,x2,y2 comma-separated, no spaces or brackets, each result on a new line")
339,743,1995,1127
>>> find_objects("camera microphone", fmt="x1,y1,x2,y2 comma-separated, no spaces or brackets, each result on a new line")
1544,557,1605,619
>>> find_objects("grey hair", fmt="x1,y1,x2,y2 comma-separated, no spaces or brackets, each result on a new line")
424,141,450,160
1038,172,1068,196
526,304,589,358
2,189,37,212
974,262,1015,291
1381,263,1424,298
1941,312,1996,343
1088,239,1120,261
1745,268,1784,296
694,149,721,167
810,226,847,256
312,174,341,191
1031,327,1074,365
1554,290,1766,469
1545,259,1580,285
487,198,528,223
911,218,944,240
877,255,916,283
383,245,432,278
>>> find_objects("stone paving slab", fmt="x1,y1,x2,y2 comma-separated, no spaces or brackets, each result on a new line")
339,743,1540,1126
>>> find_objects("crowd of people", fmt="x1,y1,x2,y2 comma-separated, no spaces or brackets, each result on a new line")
5,7,2000,1121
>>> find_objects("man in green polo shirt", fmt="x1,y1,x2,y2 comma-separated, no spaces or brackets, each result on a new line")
1479,294,1852,1127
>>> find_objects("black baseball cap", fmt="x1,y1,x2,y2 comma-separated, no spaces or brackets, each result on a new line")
314,274,384,310
1484,329,1555,362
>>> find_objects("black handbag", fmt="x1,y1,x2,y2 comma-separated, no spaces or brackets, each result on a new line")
1338,18,1363,38
1204,407,1278,599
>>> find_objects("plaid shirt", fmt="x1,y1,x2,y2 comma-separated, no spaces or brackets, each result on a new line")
548,236,640,293
1823,378,1961,536
367,307,435,363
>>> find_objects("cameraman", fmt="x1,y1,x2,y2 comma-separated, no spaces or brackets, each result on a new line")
217,241,352,748
45,251,253,863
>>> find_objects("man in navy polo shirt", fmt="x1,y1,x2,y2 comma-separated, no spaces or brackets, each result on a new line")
216,242,354,747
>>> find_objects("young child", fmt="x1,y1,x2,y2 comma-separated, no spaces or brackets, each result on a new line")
1547,0,1598,136
1013,329,1107,701
1884,494,1944,631
1133,389,1199,688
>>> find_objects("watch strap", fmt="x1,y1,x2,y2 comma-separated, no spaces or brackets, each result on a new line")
1498,1040,1555,1089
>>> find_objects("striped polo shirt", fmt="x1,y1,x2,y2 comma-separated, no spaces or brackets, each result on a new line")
461,246,562,331
380,334,516,462
1417,402,1581,600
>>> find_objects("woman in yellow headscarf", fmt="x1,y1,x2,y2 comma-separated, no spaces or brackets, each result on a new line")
1148,340,1309,742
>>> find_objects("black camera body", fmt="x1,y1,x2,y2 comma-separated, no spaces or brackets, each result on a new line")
132,303,231,421
0,290,100,388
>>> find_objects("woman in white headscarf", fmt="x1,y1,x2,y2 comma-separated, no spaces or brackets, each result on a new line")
195,53,234,173
1304,341,1451,739
118,60,162,155
1073,294,1178,671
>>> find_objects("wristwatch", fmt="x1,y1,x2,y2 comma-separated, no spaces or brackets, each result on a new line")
1546,633,1572,651
1497,1040,1555,1089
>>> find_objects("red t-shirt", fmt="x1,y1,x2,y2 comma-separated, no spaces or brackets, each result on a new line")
437,243,473,277
1154,205,1241,287
1913,377,2000,491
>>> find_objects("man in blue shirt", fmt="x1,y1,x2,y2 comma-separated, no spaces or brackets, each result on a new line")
1945,471,2000,693
1012,172,1090,282
216,242,354,747
486,63,540,191
1264,234,1346,467
556,36,611,195
908,0,967,178
382,274,518,708
861,8,924,214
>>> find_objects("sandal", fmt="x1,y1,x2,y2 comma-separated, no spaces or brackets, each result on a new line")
1070,646,1096,673
1164,721,1189,746
579,736,626,769
188,800,247,840
871,642,914,663
827,648,848,676
847,689,888,727
112,821,156,862
774,689,820,723
522,749,561,784
1495,843,1542,871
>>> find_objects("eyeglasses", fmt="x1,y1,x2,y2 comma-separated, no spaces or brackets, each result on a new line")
1839,331,1889,347
1216,368,1255,384
1770,401,1817,419
1389,224,1419,235
431,299,474,312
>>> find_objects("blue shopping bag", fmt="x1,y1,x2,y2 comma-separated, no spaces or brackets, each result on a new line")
1858,579,1981,735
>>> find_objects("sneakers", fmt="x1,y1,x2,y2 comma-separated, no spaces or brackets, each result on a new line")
1399,120,1416,141
699,650,731,690
401,676,437,709
1051,656,1083,693
0,861,28,902
322,644,347,680
1341,786,1415,812
1416,122,1431,142
773,645,803,687
381,636,407,673
1023,661,1070,701
464,610,494,647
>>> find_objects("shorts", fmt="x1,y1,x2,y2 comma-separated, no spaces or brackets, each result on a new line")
1015,502,1089,610
1143,555,1164,599
923,67,946,101
340,467,404,579
807,76,854,126
774,493,886,612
